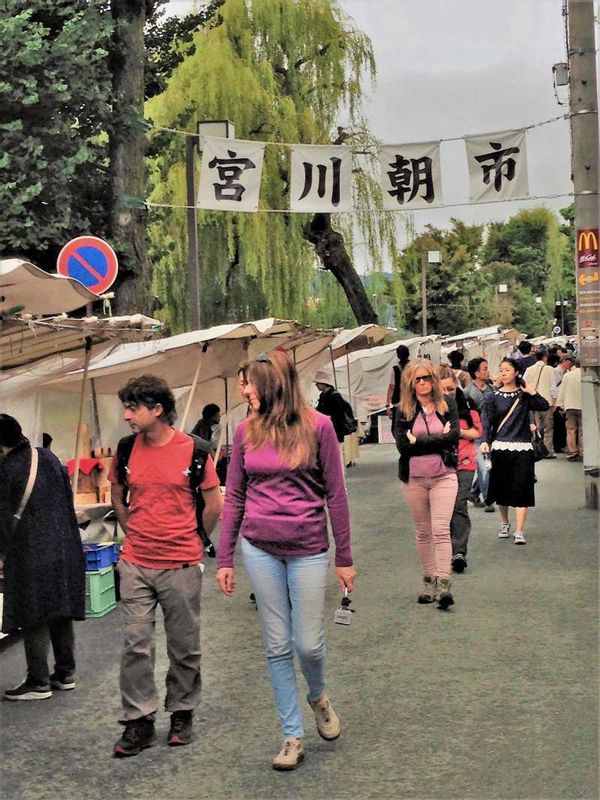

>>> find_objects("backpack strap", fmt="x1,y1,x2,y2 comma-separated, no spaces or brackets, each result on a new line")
187,434,215,557
115,434,136,505
13,446,39,530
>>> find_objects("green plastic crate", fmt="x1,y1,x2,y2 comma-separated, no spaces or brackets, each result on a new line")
85,565,116,618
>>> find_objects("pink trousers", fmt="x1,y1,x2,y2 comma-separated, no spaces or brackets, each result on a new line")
402,472,458,579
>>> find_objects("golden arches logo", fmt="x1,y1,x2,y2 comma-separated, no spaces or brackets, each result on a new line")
578,230,599,250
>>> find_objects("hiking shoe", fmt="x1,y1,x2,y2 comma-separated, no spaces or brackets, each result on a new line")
484,504,495,513
49,673,75,691
498,522,511,538
452,554,467,573
113,717,156,757
437,578,454,610
307,695,341,741
272,737,304,771
513,531,527,545
167,711,193,746
3,680,52,701
417,575,437,604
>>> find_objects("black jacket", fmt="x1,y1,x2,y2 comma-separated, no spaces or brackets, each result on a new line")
316,386,351,443
0,439,85,632
394,397,460,483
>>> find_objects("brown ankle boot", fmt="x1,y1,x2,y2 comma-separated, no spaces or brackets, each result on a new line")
417,576,437,604
437,577,454,610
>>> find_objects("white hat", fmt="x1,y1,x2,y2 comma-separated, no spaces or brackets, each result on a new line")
314,369,334,385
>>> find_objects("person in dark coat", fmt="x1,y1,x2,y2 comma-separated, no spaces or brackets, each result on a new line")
314,371,353,444
0,414,85,701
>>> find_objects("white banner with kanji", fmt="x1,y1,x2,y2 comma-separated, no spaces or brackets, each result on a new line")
380,141,442,209
465,129,529,203
198,137,265,212
290,144,353,213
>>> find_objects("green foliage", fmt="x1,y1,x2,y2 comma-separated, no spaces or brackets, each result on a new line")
146,0,389,331
0,1,113,265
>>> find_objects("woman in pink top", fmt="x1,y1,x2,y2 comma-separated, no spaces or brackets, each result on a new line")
217,350,356,771
394,360,459,609
439,366,482,574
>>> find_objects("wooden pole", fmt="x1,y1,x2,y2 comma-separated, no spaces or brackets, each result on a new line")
71,337,92,496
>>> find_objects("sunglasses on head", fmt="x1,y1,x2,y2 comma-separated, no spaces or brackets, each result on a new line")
255,353,271,364
414,375,433,383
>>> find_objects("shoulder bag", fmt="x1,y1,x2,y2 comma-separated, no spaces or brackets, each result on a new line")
12,446,39,531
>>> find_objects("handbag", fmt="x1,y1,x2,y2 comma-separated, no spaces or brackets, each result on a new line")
532,430,549,462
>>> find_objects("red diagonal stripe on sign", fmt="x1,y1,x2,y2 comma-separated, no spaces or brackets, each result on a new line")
71,250,104,283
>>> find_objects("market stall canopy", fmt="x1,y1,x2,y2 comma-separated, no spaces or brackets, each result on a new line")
0,314,161,374
329,324,394,360
0,258,98,316
322,335,441,420
49,318,335,395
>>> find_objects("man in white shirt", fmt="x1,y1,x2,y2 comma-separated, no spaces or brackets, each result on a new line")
524,348,558,458
556,359,583,461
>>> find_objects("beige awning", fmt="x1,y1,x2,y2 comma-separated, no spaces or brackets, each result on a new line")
0,259,98,316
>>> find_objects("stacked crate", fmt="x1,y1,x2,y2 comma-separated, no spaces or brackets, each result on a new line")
83,543,118,618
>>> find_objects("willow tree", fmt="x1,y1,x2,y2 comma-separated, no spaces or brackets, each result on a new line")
146,0,401,331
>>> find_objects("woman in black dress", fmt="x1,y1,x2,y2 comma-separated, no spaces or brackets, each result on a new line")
481,358,549,545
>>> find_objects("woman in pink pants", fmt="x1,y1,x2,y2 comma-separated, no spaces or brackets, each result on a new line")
393,360,459,609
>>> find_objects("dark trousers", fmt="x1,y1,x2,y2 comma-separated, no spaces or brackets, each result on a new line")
23,618,75,687
450,470,474,556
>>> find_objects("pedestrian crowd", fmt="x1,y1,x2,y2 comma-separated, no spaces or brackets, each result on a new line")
0,339,583,771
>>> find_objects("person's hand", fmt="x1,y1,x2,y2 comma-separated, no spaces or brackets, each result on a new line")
386,406,393,418
530,423,537,433
442,421,451,434
407,431,416,444
216,567,236,597
336,565,356,593
480,442,490,454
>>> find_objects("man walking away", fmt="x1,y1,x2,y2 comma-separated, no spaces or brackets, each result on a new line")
524,347,558,458
556,358,583,461
109,375,223,756
0,415,85,701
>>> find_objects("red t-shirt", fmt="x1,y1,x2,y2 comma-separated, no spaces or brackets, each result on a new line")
108,430,219,569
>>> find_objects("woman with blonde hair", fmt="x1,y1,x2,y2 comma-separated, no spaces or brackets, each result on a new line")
217,350,356,771
394,360,459,608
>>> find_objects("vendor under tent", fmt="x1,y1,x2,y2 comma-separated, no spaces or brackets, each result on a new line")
35,318,336,466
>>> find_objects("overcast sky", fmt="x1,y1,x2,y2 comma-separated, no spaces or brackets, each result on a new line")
165,0,595,243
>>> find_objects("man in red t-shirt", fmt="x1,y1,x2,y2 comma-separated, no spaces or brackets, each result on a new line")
109,375,222,757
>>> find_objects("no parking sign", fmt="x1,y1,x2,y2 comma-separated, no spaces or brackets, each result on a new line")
57,236,118,295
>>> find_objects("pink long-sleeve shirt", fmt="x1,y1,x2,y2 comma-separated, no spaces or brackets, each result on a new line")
217,412,352,568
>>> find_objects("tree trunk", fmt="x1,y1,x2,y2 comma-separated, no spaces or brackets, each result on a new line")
109,0,152,316
303,213,378,325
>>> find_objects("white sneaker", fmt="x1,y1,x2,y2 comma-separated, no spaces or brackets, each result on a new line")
513,531,527,545
498,522,511,538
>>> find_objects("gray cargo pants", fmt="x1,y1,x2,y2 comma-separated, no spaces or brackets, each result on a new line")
117,559,203,721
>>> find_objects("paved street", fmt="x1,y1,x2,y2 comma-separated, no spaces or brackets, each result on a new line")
1,444,598,800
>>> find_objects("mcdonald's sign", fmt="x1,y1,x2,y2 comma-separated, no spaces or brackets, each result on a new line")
577,228,599,269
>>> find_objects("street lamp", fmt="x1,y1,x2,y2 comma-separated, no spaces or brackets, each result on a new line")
421,250,441,336
186,119,235,330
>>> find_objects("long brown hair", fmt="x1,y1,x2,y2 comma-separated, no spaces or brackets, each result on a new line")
244,350,317,469
399,359,448,419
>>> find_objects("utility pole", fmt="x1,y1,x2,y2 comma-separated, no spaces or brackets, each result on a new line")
186,133,201,330
567,0,599,508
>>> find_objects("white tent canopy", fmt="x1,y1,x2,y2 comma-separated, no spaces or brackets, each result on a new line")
319,336,441,421
329,324,393,360
0,258,97,316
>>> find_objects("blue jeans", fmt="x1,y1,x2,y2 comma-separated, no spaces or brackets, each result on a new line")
474,439,490,501
241,538,329,738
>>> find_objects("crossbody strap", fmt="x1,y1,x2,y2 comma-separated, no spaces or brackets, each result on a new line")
496,397,521,434
13,446,39,527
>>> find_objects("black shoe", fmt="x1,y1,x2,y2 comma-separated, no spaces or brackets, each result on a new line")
50,673,76,691
484,504,495,513
4,680,52,701
452,554,467,573
468,494,485,508
167,711,193,746
113,717,156,757
545,453,557,459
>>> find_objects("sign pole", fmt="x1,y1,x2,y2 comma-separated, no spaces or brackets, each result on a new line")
186,134,201,331
568,0,599,508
